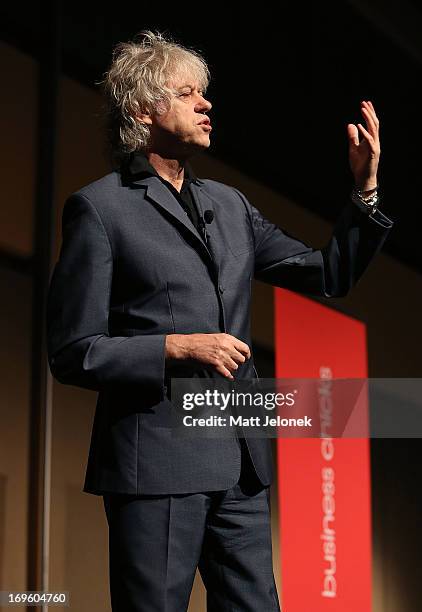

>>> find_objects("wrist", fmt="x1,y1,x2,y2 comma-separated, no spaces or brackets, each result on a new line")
354,178,378,193
351,184,380,216
165,334,191,361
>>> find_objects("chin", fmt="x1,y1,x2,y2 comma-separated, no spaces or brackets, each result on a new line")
180,136,211,156
199,136,211,149
190,139,211,152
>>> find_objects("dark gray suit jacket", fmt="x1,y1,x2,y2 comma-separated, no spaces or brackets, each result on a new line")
46,167,392,495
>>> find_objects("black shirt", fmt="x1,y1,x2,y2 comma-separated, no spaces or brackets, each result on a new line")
126,152,201,232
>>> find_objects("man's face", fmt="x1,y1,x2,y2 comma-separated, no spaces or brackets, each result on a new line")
148,75,212,157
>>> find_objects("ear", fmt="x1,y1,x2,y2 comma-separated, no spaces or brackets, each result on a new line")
135,111,153,125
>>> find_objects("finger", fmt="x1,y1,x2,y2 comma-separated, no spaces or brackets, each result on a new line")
361,105,378,135
347,123,359,147
233,339,251,359
216,364,234,380
357,123,375,144
223,355,240,372
362,101,379,129
366,100,376,114
220,335,249,359
361,107,377,136
229,348,247,365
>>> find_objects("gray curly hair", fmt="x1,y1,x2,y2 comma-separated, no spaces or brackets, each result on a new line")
102,30,210,162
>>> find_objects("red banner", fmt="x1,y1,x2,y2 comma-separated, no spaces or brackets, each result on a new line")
275,288,372,611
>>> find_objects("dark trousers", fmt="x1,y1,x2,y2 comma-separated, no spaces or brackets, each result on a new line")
103,440,281,611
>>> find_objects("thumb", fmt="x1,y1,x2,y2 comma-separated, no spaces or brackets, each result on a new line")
347,123,359,147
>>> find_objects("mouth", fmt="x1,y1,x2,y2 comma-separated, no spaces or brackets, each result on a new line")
198,118,212,131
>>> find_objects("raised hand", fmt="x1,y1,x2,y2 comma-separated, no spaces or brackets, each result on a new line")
347,100,380,192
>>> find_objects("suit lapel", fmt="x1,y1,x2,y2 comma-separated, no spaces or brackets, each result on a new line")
129,176,213,261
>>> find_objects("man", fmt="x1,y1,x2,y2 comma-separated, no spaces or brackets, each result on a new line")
46,31,392,611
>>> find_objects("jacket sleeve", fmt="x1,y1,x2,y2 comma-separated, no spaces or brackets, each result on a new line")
239,191,393,297
46,192,166,395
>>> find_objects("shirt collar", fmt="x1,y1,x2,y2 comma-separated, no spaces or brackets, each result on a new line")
125,151,199,185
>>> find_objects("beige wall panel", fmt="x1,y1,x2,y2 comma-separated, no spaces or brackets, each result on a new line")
0,43,37,256
0,268,31,605
49,384,107,608
53,76,109,262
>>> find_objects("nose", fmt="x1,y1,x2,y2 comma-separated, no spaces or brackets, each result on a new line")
195,95,212,113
